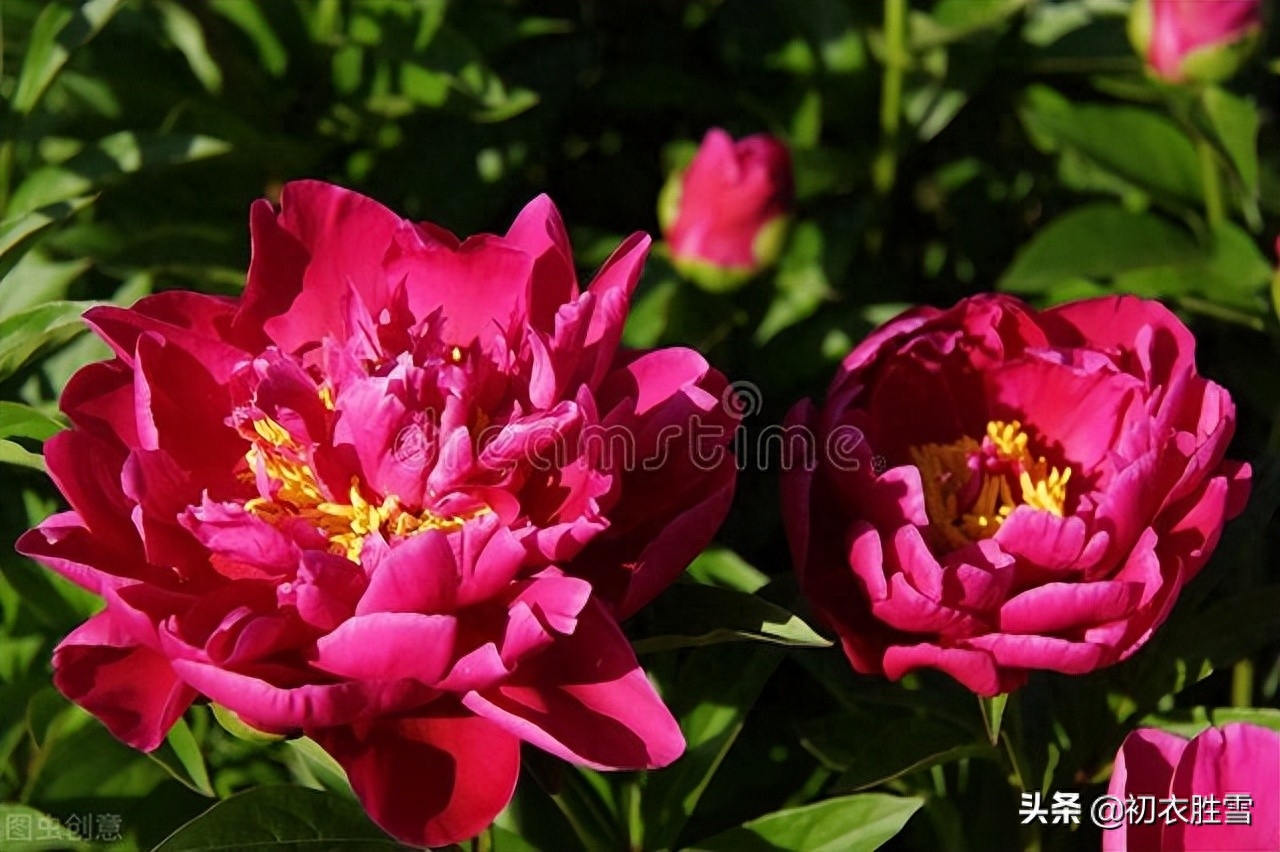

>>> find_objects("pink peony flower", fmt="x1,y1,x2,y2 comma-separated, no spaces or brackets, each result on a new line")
1105,723,1280,851
658,128,794,291
781,294,1250,696
17,181,741,847
1129,0,1262,84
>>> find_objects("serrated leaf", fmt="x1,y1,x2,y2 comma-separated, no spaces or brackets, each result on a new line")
687,793,924,852
152,786,408,851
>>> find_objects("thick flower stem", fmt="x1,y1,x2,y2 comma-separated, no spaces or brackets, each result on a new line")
1232,658,1254,707
874,0,908,195
1196,134,1225,229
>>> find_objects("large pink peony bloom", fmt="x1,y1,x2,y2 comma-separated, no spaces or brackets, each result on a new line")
1105,724,1280,851
659,128,793,291
1130,0,1262,83
17,181,740,847
782,294,1249,696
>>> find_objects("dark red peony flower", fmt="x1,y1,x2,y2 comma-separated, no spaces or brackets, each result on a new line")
18,181,741,847
782,294,1250,696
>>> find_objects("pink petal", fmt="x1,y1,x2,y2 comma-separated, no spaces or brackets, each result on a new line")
503,194,577,331
999,581,1143,634
261,180,403,353
314,612,458,684
1104,728,1189,852
166,655,434,732
464,598,684,770
881,643,1011,697
1166,724,1280,852
573,232,651,389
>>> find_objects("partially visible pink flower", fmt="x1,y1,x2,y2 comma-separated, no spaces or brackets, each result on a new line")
659,128,794,291
1105,724,1280,851
782,294,1250,696
1130,0,1262,83
18,181,741,848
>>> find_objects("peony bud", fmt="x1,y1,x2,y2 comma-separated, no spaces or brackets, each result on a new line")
1129,0,1263,84
659,128,794,292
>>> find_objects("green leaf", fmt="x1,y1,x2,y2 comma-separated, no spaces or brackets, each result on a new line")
756,220,830,344
685,547,770,593
208,0,289,76
1020,87,1203,203
25,711,167,802
912,0,1027,50
0,403,64,442
211,702,286,745
10,133,231,213
797,712,994,791
0,300,98,383
148,718,215,797
630,583,829,655
687,793,924,852
999,204,1200,292
1200,86,1260,192
156,0,223,93
0,440,46,472
0,252,91,319
979,693,1008,746
0,197,94,282
523,752,621,851
283,736,355,798
1112,221,1272,305
9,0,125,116
622,277,678,348
641,644,784,850
1141,706,1280,739
0,803,91,851
152,786,408,851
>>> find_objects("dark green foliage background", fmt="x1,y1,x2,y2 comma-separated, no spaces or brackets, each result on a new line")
1,1,1278,850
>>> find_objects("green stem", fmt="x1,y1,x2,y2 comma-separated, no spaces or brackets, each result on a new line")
874,0,907,195
1232,658,1254,708
0,138,13,216
1196,135,1224,228
622,774,643,852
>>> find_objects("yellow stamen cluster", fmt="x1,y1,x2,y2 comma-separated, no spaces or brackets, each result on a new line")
241,411,486,563
910,420,1072,551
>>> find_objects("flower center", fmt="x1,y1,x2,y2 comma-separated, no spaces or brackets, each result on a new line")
909,420,1072,552
241,415,486,563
